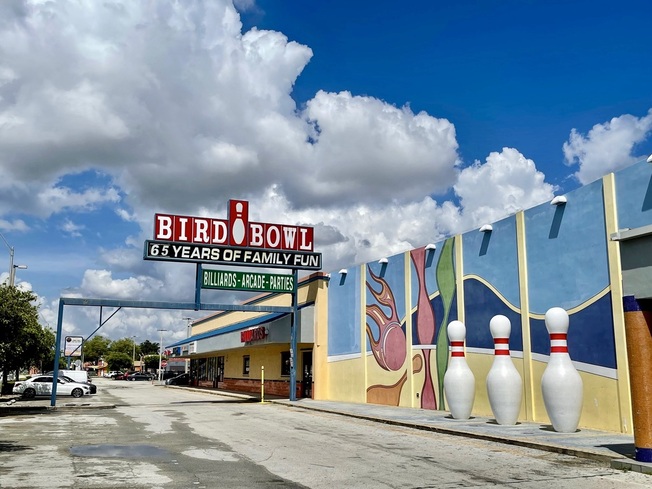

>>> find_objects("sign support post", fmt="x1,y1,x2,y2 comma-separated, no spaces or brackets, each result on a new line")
194,263,202,310
290,269,299,401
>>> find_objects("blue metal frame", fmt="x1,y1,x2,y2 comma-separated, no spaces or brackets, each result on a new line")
50,296,294,406
290,269,299,401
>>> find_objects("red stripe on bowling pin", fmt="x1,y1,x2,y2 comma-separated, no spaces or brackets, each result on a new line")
451,340,465,357
549,332,568,353
493,337,510,356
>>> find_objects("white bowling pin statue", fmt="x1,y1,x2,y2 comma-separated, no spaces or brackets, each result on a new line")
444,320,475,419
486,315,522,425
541,307,583,433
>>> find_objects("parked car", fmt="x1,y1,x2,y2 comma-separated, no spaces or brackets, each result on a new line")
165,373,190,386
46,369,89,384
60,375,97,394
112,371,133,380
46,370,95,394
12,375,91,399
126,372,153,381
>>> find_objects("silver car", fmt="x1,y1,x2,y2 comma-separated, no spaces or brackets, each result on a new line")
12,375,91,399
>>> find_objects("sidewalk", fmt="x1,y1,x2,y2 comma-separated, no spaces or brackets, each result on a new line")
271,398,650,475
3,387,651,475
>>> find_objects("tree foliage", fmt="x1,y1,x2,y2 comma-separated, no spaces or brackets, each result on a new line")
143,354,162,370
104,351,132,371
83,335,111,363
110,337,137,357
0,285,54,388
139,340,159,356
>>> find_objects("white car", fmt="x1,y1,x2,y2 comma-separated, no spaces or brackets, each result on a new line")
12,375,91,399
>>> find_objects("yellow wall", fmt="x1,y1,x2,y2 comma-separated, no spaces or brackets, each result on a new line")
326,357,367,403
218,343,312,382
466,353,495,418
313,276,329,400
602,173,633,434
579,372,623,433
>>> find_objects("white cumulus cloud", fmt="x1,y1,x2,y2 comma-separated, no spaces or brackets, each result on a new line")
563,109,652,184
454,148,557,229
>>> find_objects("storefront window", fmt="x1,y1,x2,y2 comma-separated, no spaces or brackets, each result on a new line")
281,351,291,376
243,355,250,375
191,357,218,382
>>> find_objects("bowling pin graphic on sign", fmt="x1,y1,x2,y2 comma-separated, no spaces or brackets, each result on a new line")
443,320,475,419
229,200,248,246
486,315,522,425
541,307,583,433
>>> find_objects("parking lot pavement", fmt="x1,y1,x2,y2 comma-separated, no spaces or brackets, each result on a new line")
0,392,115,413
159,385,652,476
2,381,651,476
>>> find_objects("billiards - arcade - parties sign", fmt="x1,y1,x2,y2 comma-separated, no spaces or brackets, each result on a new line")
144,200,322,270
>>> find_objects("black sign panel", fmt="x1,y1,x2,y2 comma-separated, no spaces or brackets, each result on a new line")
143,240,322,270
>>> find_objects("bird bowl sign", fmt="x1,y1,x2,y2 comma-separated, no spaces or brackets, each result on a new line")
144,200,321,270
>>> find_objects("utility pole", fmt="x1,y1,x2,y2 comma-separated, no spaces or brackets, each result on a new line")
157,329,168,382
0,232,27,287
131,336,137,370
182,317,193,373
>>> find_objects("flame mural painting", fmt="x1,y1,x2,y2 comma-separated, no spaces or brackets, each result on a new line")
365,259,409,406
365,238,457,409
366,266,407,371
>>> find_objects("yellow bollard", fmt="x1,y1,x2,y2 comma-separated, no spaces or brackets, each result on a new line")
261,366,265,403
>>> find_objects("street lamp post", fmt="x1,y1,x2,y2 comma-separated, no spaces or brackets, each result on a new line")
131,336,137,370
157,329,168,382
182,317,193,373
0,232,27,287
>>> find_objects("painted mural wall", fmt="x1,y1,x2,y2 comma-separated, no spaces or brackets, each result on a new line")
320,159,652,433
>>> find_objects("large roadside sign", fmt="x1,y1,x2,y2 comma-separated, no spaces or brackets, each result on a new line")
202,269,294,293
143,199,321,270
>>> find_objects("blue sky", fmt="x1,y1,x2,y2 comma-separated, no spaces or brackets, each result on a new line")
0,0,650,344
243,0,652,187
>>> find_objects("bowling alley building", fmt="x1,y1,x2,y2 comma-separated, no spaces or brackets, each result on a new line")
168,157,652,435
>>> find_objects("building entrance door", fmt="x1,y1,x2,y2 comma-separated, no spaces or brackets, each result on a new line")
302,350,313,398
217,356,224,386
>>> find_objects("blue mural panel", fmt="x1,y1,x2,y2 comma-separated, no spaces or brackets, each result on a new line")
328,266,361,357
525,179,609,313
529,292,616,369
462,215,520,308
463,278,523,352
615,160,652,231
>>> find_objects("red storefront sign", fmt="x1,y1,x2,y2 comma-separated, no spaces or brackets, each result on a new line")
241,326,268,343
